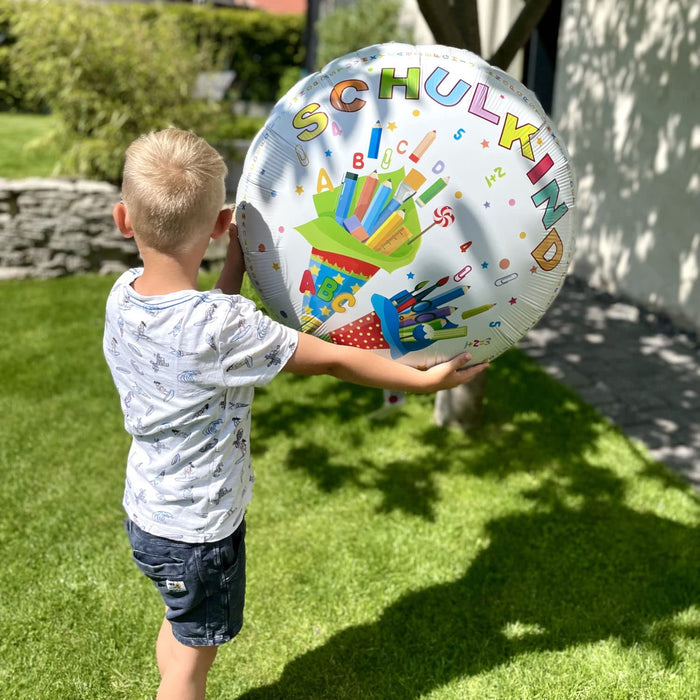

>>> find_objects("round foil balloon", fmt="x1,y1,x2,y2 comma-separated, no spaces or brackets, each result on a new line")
236,43,576,366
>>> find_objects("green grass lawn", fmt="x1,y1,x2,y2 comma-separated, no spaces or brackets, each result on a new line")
0,113,60,179
1,274,698,699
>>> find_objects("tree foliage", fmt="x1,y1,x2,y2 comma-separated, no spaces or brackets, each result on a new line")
314,0,413,69
10,2,218,181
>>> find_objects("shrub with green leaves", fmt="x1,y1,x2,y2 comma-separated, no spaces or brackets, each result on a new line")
314,0,413,69
10,1,221,182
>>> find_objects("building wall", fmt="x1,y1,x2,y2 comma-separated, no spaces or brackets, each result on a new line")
552,0,700,332
400,0,525,78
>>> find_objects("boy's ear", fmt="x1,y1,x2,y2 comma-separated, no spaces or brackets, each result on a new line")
113,202,135,239
211,208,233,240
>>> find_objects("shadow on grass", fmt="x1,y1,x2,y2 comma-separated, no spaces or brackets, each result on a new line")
241,350,699,698
239,499,698,699
253,349,676,518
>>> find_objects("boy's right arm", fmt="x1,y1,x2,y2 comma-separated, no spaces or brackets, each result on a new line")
283,331,489,394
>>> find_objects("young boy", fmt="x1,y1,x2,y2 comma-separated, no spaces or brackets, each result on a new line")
103,128,488,700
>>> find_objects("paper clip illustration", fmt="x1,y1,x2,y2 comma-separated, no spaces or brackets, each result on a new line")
454,265,472,282
295,144,309,167
494,272,518,286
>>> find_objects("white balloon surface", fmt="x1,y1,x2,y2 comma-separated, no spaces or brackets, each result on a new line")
236,43,576,366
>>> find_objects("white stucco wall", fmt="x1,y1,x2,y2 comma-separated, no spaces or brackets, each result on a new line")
553,0,700,332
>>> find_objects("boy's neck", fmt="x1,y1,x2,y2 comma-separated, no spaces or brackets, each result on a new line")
133,247,203,296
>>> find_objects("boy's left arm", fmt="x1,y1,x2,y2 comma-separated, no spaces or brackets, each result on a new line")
215,223,245,295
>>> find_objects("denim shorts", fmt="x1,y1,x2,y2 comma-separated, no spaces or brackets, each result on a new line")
125,518,246,647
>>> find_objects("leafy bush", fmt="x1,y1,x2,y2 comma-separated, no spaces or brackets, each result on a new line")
1,0,305,181
314,0,413,69
10,1,220,181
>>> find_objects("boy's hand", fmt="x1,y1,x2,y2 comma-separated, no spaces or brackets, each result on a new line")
215,221,246,294
419,353,489,392
226,221,246,272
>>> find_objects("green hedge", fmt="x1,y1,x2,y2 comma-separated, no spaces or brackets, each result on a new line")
0,1,304,109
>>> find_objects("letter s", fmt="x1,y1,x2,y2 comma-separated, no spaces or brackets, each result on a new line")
293,103,329,142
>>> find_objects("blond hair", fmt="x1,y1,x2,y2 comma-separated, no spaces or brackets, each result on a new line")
121,128,228,252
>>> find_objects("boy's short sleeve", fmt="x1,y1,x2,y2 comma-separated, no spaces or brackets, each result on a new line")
219,296,298,387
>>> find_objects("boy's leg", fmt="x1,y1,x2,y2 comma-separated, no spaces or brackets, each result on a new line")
156,615,218,700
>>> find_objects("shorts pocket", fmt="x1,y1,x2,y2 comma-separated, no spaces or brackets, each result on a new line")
132,549,186,580
221,521,246,583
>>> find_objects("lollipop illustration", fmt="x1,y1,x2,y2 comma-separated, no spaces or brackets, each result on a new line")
406,205,455,245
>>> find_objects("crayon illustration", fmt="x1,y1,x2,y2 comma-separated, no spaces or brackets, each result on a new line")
334,172,358,224
416,176,450,207
362,180,393,233
461,303,496,320
351,170,378,221
371,195,402,232
368,120,382,158
409,130,437,163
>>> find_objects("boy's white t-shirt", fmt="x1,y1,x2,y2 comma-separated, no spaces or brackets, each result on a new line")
103,268,298,543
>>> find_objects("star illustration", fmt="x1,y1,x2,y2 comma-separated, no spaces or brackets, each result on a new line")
537,137,543,146
325,149,332,157
481,261,489,269
407,272,415,279
295,185,304,195
310,264,320,276
333,273,345,285
483,201,490,208
272,262,280,271
530,266,538,274
303,305,312,314
320,306,331,316
509,297,517,305
387,122,398,131
481,139,490,148
351,283,362,294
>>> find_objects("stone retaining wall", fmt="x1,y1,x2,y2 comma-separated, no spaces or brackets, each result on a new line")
0,177,228,280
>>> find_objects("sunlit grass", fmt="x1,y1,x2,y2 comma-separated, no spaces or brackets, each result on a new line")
0,113,60,178
1,274,698,699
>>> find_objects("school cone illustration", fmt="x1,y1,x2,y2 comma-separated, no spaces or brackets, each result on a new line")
296,167,433,332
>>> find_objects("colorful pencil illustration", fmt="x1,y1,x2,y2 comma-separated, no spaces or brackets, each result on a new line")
362,180,393,233
409,130,436,163
351,170,378,221
371,196,402,232
366,211,405,250
428,285,470,308
368,120,382,158
416,176,449,207
423,325,469,340
334,172,358,224
461,303,496,320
